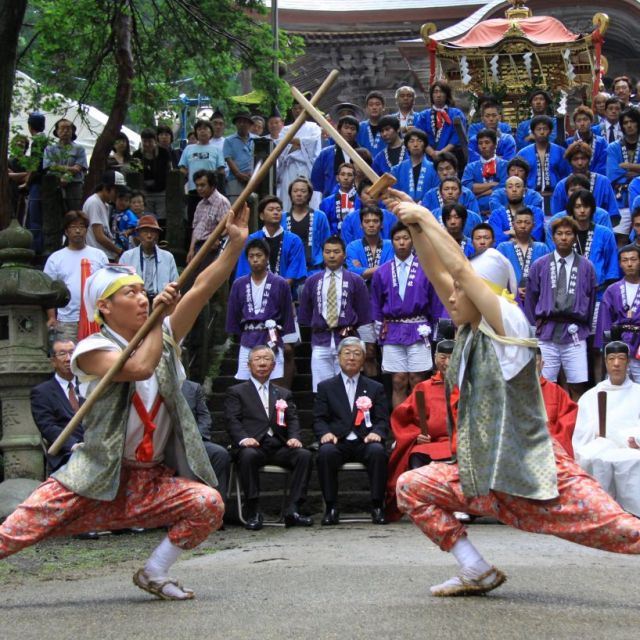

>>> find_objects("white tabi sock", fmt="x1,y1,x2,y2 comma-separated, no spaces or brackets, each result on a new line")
145,535,183,579
450,536,491,576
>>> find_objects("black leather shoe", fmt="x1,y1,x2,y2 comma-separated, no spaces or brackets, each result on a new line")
284,512,314,528
371,507,387,525
245,513,264,531
321,507,340,526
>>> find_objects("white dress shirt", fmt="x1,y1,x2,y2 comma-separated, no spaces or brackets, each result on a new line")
340,371,360,440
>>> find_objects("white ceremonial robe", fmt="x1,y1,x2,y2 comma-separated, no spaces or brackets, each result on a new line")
573,377,640,515
279,122,323,211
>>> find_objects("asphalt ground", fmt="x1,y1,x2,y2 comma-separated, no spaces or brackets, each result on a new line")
1,518,639,639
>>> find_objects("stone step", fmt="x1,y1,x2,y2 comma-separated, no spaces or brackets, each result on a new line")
291,373,312,392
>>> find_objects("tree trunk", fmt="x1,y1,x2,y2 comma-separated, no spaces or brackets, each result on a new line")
84,4,134,197
0,1,28,229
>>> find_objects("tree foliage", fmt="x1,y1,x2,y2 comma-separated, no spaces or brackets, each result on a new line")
0,0,27,227
12,0,302,195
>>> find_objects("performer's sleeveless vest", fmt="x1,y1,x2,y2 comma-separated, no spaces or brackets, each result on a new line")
53,328,217,501
445,324,558,500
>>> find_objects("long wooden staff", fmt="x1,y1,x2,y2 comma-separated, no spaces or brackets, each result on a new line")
49,70,339,456
289,86,397,199
597,390,607,438
414,389,429,437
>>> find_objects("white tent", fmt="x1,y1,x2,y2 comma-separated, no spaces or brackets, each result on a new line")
10,71,141,158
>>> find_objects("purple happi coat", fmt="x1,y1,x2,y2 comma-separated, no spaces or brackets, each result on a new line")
298,268,372,347
226,272,295,349
525,253,596,343
595,277,640,356
370,256,441,345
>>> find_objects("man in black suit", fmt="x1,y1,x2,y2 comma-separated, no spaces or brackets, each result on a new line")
181,380,231,504
224,345,313,530
313,336,390,525
30,339,84,473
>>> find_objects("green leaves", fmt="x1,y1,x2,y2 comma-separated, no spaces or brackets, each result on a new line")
18,0,303,129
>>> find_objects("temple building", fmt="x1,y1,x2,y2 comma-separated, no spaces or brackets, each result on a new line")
270,0,640,110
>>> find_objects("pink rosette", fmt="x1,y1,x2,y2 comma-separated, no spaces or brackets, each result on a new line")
355,395,373,428
275,398,288,427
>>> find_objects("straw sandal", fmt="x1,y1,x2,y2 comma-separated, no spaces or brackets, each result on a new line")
133,568,195,601
430,566,507,597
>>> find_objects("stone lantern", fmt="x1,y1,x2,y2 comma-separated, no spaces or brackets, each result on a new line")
0,219,68,500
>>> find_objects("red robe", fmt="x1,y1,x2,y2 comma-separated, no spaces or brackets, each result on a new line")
385,372,453,521
539,376,577,458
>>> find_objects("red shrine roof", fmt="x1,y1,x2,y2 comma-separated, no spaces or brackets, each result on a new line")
442,15,580,48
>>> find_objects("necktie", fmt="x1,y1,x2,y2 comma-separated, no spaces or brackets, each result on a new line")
346,378,356,409
552,258,569,342
609,125,616,144
260,385,269,415
261,385,273,435
557,258,567,310
398,262,408,300
326,272,339,328
67,382,80,413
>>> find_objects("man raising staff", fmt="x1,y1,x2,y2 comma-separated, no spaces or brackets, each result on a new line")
384,190,640,598
0,206,250,601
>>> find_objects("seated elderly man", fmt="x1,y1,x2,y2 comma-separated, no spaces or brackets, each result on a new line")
30,338,84,473
224,345,313,531
313,336,390,526
573,341,640,516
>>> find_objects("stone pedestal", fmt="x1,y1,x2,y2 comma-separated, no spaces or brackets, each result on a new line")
0,220,69,500
0,305,52,480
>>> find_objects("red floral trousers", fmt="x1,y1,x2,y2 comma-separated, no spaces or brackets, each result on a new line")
0,464,223,559
397,442,640,553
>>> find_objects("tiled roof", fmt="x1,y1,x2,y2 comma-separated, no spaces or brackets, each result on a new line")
263,0,494,12
399,0,505,43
